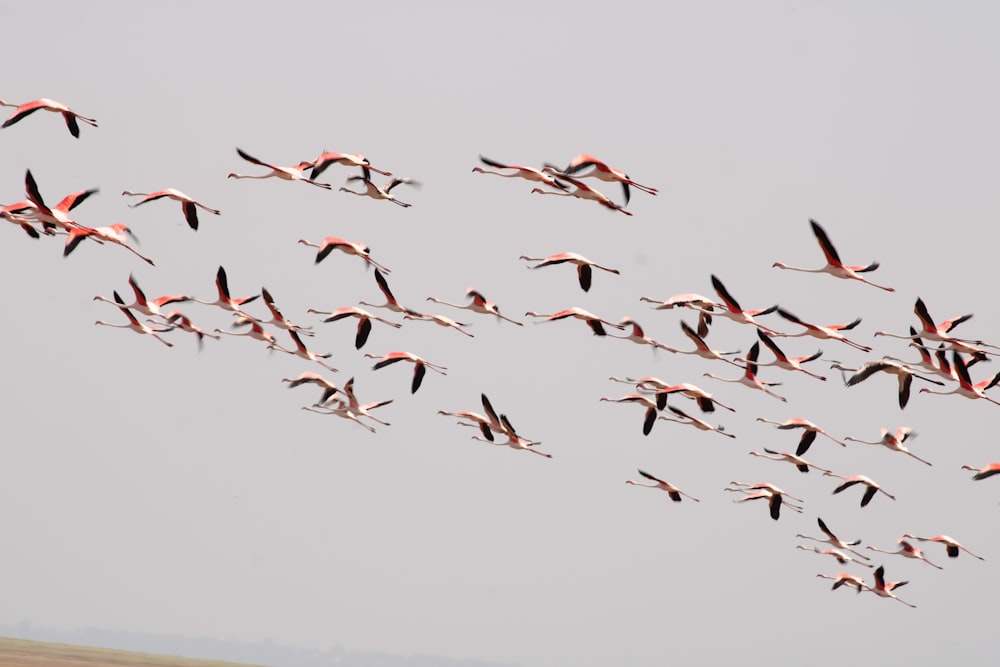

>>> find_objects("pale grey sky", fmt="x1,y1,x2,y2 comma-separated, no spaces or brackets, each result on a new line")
2,2,999,666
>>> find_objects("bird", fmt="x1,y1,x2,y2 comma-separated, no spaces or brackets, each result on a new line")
363,351,447,394
752,329,826,381
437,407,499,442
625,469,700,502
532,169,633,216
194,266,260,315
704,341,787,402
358,269,421,317
754,416,846,455
523,307,625,337
402,311,475,337
823,472,896,507
281,370,340,404
318,377,393,427
599,394,660,436
308,151,392,181
518,252,620,292
228,148,332,188
869,566,916,608
918,351,1000,407
796,518,870,561
638,293,717,338
607,317,676,351
900,534,985,560
610,377,734,413
94,291,174,347
549,153,658,206
426,288,523,325
0,98,98,137
673,320,743,366
161,310,220,350
121,189,220,231
256,287,314,337
796,546,873,568
214,316,280,347
301,400,377,433
959,462,1000,481
771,308,872,353
815,572,869,592
844,427,932,466
771,219,895,292
268,329,339,372
94,274,193,321
21,169,98,233
63,223,155,265
873,298,984,348
308,305,401,349
339,175,419,207
748,448,831,474
866,539,942,569
657,405,735,439
728,485,801,520
829,358,945,409
471,414,552,459
297,237,391,273
690,274,781,333
472,155,569,191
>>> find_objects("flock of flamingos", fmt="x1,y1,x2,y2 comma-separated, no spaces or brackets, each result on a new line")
3,97,999,610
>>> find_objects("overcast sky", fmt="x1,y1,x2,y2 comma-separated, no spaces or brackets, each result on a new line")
2,2,999,666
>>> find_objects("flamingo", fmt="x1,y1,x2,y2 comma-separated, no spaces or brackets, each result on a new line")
359,268,421,316
752,330,826,381
426,288,523,326
94,273,193,321
931,343,990,382
599,394,660,436
471,414,552,459
726,484,802,520
518,252,620,292
22,169,98,232
900,534,985,560
0,98,98,137
869,566,916,608
866,539,942,569
687,274,780,333
797,517,870,560
796,546,873,568
960,462,1000,481
919,351,1000,406
64,223,155,265
472,155,569,191
771,308,872,353
194,266,260,315
363,351,447,394
823,472,896,507
309,151,392,181
301,400,376,433
282,370,340,404
631,379,734,413
316,377,393,427
402,311,474,337
704,341,787,402
1,201,44,238
755,416,846,455
815,572,869,592
639,293,717,338
607,317,676,352
549,153,658,205
523,307,625,337
625,469,700,502
214,316,280,347
748,448,831,474
882,327,956,381
829,358,945,409
532,169,633,216
121,189,219,231
339,175,419,207
268,329,339,372
437,407,498,442
161,310,220,350
673,320,743,366
772,219,895,292
844,427,932,466
228,148,331,188
252,287,314,337
308,305,400,349
297,237,391,273
94,291,173,347
873,297,986,348
658,405,735,439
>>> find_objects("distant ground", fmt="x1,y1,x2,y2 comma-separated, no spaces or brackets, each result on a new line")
0,637,265,667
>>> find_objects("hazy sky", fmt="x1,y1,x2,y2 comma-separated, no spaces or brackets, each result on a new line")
3,2,999,666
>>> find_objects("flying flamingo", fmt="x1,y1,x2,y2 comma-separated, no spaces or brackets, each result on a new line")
162,310,220,349
254,287,314,337
823,472,896,507
752,330,826,381
297,237,391,273
316,377,393,427
748,448,831,474
121,188,220,231
64,223,155,265
608,317,676,352
866,539,942,569
268,329,339,372
815,572,868,592
639,293,717,338
658,405,735,439
359,269,422,316
441,393,509,441
94,273,193,321
228,148,331,188
599,393,660,436
282,370,340,405
704,341,787,402
363,351,447,394
754,416,846,455
673,320,743,366
625,469,700,502
931,343,991,383
771,308,872,353
532,169,633,216
0,98,98,137
900,534,985,560
797,517,870,560
772,219,895,292
308,305,401,349
549,153,658,205
301,400,377,433
94,291,173,347
523,307,625,337
402,311,474,337
427,288,523,326
829,358,945,409
844,427,932,466
606,378,735,413
960,462,1000,480
471,414,552,459
194,266,260,315
339,175,419,207
518,252,620,292
686,274,780,333
919,351,1000,407
309,151,392,181
215,316,280,346
873,298,989,350
869,566,916,608
726,483,802,520
472,155,569,191
796,546,873,568
22,169,98,232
